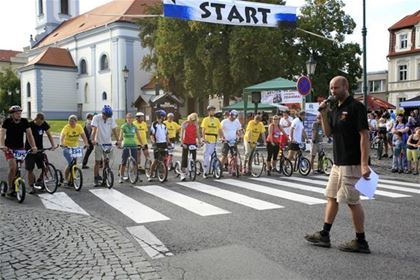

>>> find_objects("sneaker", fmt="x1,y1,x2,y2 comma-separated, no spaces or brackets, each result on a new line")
398,169,403,174
119,178,124,184
94,176,102,186
304,231,331,248
180,174,186,181
338,239,370,254
147,177,153,182
202,173,208,179
28,185,35,194
82,165,89,169
122,176,128,181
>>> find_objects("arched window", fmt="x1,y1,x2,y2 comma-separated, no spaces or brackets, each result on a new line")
60,0,69,15
27,82,31,98
79,59,87,74
38,0,43,15
102,92,107,101
100,54,109,71
84,83,89,103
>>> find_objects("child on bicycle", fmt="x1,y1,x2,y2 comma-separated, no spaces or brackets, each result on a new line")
179,113,201,181
148,110,169,182
118,113,144,183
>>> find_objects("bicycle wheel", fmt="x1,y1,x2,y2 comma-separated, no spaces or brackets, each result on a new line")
298,157,311,176
189,160,197,181
322,157,333,176
174,161,181,177
195,160,203,175
156,161,168,183
281,158,293,177
251,153,264,178
103,167,114,189
127,158,139,184
72,166,83,191
144,159,152,178
43,163,58,194
213,158,223,179
15,179,26,203
0,181,7,196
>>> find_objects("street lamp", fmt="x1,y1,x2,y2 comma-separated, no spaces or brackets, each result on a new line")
362,0,368,108
122,66,129,115
306,53,317,103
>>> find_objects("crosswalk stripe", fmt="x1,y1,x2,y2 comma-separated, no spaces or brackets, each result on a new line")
281,177,410,198
377,183,420,194
177,181,284,210
379,179,419,188
127,225,173,259
90,189,170,223
39,192,89,215
136,185,230,216
221,179,325,205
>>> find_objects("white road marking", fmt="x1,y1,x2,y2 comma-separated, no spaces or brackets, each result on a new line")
39,192,89,215
221,179,325,205
178,181,283,210
377,183,420,194
90,189,170,223
379,179,419,188
136,185,230,216
127,225,173,259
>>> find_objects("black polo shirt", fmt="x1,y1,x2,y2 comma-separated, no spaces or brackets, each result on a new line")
328,95,368,165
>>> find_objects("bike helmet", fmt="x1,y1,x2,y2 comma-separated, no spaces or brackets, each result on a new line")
9,105,22,113
207,105,216,111
230,110,239,117
155,109,166,118
102,105,113,117
167,112,174,118
135,112,145,117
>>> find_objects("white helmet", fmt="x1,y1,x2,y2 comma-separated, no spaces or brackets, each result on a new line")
167,112,174,118
135,112,145,117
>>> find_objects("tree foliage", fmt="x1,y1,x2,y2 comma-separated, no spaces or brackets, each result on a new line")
138,0,362,109
0,68,20,113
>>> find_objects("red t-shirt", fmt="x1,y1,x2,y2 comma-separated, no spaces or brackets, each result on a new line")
182,122,197,145
267,124,282,144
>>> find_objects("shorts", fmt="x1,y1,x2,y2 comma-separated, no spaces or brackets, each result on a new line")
406,149,418,162
222,142,237,157
325,165,361,205
311,143,321,157
244,142,256,160
169,137,177,144
153,143,168,160
122,147,137,165
94,144,114,161
25,153,44,171
142,144,149,151
63,148,73,165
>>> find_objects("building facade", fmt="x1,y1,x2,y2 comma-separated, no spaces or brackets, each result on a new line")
387,10,420,109
354,70,389,101
0,50,25,73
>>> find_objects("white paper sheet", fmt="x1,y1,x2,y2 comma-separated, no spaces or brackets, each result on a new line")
355,168,378,199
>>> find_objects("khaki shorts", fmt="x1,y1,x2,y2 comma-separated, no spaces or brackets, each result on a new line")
311,143,321,156
325,164,361,205
94,145,114,161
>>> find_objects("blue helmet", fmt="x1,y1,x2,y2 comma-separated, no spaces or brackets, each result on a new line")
155,109,166,118
102,105,113,117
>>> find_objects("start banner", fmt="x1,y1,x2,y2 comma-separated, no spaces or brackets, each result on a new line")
163,0,297,28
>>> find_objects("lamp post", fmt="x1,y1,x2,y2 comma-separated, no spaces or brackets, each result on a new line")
306,53,317,103
362,0,368,108
122,66,129,116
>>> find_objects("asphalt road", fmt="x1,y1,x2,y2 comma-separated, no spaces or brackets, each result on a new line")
1,145,420,280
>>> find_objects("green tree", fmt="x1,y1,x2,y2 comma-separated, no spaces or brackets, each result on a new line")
0,68,20,113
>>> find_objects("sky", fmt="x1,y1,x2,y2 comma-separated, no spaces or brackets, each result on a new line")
0,0,418,72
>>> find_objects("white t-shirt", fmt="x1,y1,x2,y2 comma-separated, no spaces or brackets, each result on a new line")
150,122,167,143
91,114,117,144
280,116,293,135
291,117,304,144
221,118,242,141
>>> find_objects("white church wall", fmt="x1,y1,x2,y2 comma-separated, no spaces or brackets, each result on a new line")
20,70,38,119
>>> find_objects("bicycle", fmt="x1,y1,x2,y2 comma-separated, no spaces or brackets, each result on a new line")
317,146,333,175
204,141,223,179
224,139,242,177
249,145,266,178
120,146,143,184
146,146,168,183
32,146,59,194
96,144,114,188
166,143,175,171
0,149,31,203
274,146,293,177
61,146,84,191
292,143,311,176
174,144,201,181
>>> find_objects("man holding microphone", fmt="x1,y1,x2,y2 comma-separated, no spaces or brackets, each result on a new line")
304,76,371,253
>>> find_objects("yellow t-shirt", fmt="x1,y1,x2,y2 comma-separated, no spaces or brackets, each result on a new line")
133,120,148,145
164,120,180,139
244,120,266,143
201,116,221,143
61,124,84,147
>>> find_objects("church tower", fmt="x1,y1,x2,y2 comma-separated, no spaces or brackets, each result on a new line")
35,0,80,35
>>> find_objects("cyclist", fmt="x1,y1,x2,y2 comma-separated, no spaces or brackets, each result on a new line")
266,115,287,175
25,113,56,194
243,114,266,174
91,105,119,186
288,111,307,161
149,110,169,182
164,112,181,144
118,113,144,183
0,106,37,196
82,113,94,169
133,112,150,168
201,105,222,178
60,115,89,185
220,110,242,169
179,113,201,181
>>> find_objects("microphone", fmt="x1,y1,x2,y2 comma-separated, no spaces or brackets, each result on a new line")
318,96,335,112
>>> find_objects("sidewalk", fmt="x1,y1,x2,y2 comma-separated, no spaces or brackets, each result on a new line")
0,204,162,280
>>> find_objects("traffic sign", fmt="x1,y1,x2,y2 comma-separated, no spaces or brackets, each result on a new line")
296,76,312,96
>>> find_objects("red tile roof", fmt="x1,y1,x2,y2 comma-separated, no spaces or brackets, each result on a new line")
36,0,159,48
0,50,21,62
389,10,420,31
26,47,76,68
